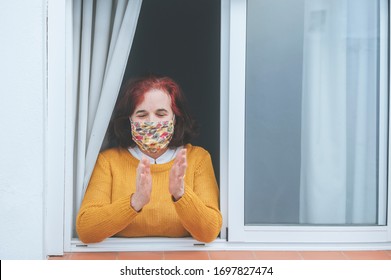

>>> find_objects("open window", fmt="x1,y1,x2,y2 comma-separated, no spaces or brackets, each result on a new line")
64,0,224,252
47,0,391,256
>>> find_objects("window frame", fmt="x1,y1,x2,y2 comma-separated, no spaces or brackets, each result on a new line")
46,0,67,256
227,0,391,243
47,0,230,254
46,0,391,256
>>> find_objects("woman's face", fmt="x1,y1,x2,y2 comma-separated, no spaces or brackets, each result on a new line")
131,89,174,122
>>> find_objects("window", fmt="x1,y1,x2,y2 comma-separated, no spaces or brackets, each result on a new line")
228,0,390,243
65,0,224,252
46,0,391,255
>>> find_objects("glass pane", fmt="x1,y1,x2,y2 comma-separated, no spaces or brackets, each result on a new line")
245,0,386,225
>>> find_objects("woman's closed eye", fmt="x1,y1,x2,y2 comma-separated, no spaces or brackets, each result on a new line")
156,113,168,118
133,108,171,122
155,109,169,117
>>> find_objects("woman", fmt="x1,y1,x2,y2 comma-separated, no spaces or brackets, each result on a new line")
76,76,222,243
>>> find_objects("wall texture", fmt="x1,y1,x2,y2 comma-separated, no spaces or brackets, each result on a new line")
0,0,46,259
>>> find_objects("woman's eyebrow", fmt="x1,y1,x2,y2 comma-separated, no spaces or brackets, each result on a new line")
135,109,148,114
156,108,169,113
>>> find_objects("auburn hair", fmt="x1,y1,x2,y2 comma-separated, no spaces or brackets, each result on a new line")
109,76,198,148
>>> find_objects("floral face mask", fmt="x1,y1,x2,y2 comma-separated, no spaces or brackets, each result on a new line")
130,118,175,154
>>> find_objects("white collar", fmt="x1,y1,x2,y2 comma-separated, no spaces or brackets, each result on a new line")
128,146,182,164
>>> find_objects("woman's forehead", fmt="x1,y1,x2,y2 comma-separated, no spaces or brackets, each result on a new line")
135,89,172,110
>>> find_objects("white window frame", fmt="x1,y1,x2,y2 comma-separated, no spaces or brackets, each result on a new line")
46,0,391,256
227,0,391,245
46,0,67,256
46,0,231,255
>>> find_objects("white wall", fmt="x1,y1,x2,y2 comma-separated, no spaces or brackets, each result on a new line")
0,0,46,259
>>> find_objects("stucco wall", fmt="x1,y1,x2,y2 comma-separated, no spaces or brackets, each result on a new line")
0,0,46,259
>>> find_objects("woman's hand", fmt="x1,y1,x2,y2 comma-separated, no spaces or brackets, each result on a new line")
131,157,152,211
169,148,187,201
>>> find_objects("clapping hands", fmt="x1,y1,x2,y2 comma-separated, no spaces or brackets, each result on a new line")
131,148,187,211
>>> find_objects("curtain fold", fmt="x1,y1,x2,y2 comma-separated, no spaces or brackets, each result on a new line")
300,0,379,224
73,0,143,227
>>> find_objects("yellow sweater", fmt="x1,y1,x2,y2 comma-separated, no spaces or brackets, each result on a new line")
76,144,222,243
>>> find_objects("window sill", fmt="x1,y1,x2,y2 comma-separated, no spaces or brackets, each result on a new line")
68,237,391,253
50,249,391,260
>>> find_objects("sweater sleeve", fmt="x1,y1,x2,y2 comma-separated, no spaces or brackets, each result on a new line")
76,153,139,243
173,151,223,243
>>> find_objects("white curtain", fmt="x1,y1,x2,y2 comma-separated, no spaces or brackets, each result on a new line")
300,0,379,224
73,0,143,221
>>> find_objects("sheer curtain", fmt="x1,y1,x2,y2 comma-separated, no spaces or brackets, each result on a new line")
300,0,379,224
73,0,143,222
